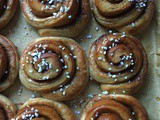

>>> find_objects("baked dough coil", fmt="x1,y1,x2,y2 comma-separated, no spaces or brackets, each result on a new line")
0,35,19,92
13,98,76,120
81,94,148,120
89,33,148,94
0,0,18,29
92,0,155,35
19,37,89,101
21,0,91,38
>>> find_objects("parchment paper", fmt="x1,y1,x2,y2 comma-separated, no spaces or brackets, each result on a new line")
0,1,160,119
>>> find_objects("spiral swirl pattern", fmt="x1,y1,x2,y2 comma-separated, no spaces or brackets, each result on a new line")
0,35,19,92
0,94,17,120
0,0,18,29
19,37,89,101
13,98,76,120
92,0,154,35
89,33,148,94
81,94,148,120
21,0,90,38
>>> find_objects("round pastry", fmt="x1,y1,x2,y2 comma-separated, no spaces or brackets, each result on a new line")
0,35,19,92
0,94,17,120
81,94,148,120
89,33,148,95
19,37,89,101
0,0,18,30
21,0,91,38
13,98,76,120
92,0,155,35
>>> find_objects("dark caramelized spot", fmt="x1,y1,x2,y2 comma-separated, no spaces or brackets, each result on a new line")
0,45,8,80
0,0,7,16
108,0,123,4
0,107,7,120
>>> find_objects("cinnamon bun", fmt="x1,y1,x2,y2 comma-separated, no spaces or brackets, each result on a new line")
0,94,17,120
14,98,76,120
19,37,89,101
92,0,155,35
89,33,148,94
81,94,148,120
0,35,19,92
21,0,91,38
0,0,18,29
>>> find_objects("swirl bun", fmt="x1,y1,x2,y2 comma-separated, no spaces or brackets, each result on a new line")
89,33,148,94
14,98,76,120
0,0,18,29
19,37,89,101
21,0,91,38
92,0,155,35
0,94,17,120
81,94,148,120
0,35,19,92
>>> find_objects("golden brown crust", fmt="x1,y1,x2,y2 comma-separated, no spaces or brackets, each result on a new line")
19,37,89,101
92,0,155,35
80,94,148,120
0,94,17,120
89,33,148,95
0,35,19,92
14,98,76,120
0,0,18,30
21,0,91,38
